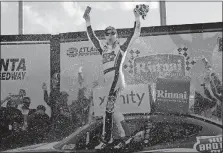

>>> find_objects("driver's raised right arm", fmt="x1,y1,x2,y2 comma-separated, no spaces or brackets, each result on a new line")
86,20,103,55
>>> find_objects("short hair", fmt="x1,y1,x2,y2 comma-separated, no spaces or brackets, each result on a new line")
23,97,31,102
37,105,46,112
105,26,117,34
60,91,69,97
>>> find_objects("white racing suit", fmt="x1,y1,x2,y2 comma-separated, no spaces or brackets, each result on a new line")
86,19,141,142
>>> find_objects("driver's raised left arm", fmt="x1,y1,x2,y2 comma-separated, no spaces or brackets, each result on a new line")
120,9,141,52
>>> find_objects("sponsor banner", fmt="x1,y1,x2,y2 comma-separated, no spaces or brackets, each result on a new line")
1,44,51,115
134,54,185,84
66,46,100,57
93,84,151,117
60,41,105,103
193,135,222,153
122,32,222,102
122,32,222,85
60,32,222,106
0,58,26,80
60,39,128,103
155,78,190,114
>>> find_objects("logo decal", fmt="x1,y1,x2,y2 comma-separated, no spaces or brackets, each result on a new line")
193,135,222,153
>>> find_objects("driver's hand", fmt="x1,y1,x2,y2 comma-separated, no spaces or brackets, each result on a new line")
83,12,91,22
134,8,140,18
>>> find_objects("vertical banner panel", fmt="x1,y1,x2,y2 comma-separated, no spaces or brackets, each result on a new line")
1,43,51,115
60,41,104,103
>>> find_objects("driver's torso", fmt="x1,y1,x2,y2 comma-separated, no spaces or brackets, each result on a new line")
102,41,122,69
101,41,125,91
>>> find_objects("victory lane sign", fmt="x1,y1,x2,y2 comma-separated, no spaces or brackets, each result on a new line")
134,54,185,84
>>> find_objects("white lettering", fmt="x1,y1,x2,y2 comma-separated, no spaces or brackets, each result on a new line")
209,137,222,143
219,142,222,149
206,143,212,150
157,90,187,99
157,90,164,98
199,143,222,151
144,62,182,73
199,144,206,151
212,143,219,150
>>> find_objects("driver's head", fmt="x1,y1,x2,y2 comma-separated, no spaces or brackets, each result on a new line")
104,26,117,44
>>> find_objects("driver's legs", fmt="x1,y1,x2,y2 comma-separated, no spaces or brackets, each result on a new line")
113,110,125,137
112,109,132,149
95,101,132,149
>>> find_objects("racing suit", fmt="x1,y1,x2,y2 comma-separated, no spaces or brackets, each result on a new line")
86,19,141,140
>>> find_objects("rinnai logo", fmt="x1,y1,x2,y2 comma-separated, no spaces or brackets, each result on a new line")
143,60,182,73
157,90,188,99
134,55,186,84
135,59,183,74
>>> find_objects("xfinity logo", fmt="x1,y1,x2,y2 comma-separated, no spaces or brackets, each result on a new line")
99,91,145,106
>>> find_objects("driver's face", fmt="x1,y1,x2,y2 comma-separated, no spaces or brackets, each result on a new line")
105,29,117,44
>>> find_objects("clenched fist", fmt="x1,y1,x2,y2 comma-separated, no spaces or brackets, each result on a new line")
83,6,91,22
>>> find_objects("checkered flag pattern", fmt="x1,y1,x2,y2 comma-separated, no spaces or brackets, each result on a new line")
177,47,196,71
123,60,134,74
123,49,141,74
